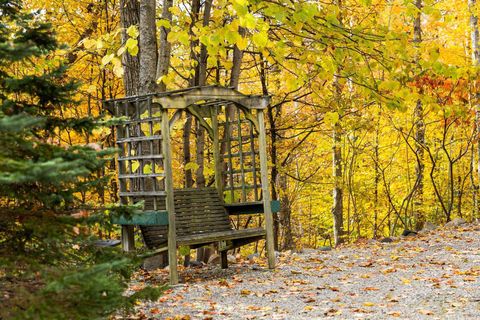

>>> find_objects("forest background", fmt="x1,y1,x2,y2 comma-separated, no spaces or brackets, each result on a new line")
28,0,480,248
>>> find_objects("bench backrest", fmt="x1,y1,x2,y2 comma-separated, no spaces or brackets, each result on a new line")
140,187,231,248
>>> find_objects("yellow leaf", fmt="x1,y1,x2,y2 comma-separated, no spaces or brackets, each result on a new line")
131,161,139,172
157,19,171,29
129,45,139,56
125,38,138,50
101,53,115,66
363,302,375,307
113,65,124,77
184,162,199,171
117,46,126,56
126,25,139,38
96,39,104,49
86,85,96,94
240,289,251,296
252,32,268,48
82,38,96,50
323,112,339,126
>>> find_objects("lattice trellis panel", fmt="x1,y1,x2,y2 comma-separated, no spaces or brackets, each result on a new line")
112,97,166,210
218,106,262,203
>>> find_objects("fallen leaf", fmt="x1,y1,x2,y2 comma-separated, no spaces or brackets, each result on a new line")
363,287,379,291
359,260,374,267
418,309,434,315
240,289,252,296
324,308,342,316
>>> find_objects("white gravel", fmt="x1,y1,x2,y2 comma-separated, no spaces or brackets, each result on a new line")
131,224,480,319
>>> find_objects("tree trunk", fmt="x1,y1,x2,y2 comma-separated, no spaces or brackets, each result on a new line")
332,120,345,246
278,175,293,250
470,0,480,219
119,0,140,95
156,0,173,91
139,0,157,94
260,55,282,250
373,112,380,238
194,0,211,189
413,0,425,230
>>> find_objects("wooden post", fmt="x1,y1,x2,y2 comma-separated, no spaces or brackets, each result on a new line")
220,251,228,269
162,108,178,284
256,109,276,269
121,225,135,252
211,106,223,198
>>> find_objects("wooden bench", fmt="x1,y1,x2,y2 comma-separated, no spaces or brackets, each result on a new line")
113,187,278,268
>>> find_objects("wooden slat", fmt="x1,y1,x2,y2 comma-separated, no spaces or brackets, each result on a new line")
120,191,166,197
224,200,281,215
177,228,265,246
139,188,267,252
117,135,162,143
118,154,164,161
119,173,165,179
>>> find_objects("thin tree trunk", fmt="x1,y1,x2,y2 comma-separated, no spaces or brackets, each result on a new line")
470,0,480,219
279,175,293,250
413,0,425,231
120,0,140,95
156,0,173,91
373,111,380,238
194,0,212,189
139,0,158,94
332,119,344,246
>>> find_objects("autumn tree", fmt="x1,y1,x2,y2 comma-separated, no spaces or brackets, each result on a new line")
0,1,159,318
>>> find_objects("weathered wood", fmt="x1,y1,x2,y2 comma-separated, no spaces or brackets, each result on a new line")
121,225,135,252
224,200,281,215
162,108,178,285
104,86,277,277
211,106,223,198
220,251,228,269
152,86,270,110
176,228,265,246
257,109,276,269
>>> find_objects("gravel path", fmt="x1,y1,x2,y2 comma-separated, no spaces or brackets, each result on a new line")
131,224,480,319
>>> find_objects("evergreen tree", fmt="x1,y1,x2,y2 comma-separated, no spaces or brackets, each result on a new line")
0,1,160,318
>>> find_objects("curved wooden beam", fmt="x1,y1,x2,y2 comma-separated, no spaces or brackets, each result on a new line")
152,86,270,110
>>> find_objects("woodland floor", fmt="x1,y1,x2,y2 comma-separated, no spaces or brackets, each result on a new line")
127,223,480,320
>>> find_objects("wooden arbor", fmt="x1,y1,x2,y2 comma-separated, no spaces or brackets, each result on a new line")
104,86,276,284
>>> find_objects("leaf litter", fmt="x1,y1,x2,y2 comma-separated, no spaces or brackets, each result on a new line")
127,224,480,319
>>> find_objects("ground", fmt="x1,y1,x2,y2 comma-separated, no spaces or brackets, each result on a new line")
127,224,480,319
